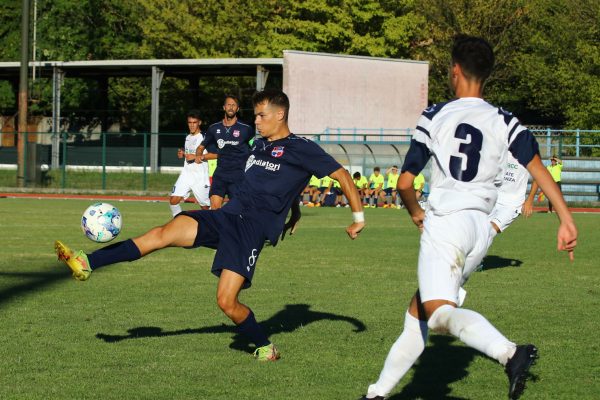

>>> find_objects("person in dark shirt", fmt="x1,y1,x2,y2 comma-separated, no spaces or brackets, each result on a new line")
54,89,365,362
195,95,254,209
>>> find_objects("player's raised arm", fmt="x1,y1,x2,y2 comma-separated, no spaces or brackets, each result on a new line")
330,167,365,239
397,171,424,231
526,154,577,260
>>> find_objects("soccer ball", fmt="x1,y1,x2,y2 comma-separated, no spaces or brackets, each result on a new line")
81,202,122,243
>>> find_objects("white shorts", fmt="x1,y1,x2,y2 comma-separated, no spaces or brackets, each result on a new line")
488,202,522,232
171,163,210,207
418,209,495,304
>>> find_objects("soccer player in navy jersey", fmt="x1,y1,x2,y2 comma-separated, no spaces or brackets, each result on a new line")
55,90,365,361
359,36,577,400
195,95,254,209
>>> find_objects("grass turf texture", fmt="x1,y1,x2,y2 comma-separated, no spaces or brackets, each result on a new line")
0,198,598,399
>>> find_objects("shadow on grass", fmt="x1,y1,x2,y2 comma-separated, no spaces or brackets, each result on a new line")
387,335,479,400
0,268,71,305
96,303,366,353
479,255,523,271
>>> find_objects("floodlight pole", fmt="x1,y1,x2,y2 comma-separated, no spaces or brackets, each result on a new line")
17,0,30,187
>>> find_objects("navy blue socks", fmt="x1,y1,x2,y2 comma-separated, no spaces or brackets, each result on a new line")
87,239,142,270
236,310,270,348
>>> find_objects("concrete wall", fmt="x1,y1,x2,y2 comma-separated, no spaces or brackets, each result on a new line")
283,51,429,135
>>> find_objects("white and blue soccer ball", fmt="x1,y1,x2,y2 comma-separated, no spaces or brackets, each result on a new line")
81,202,122,243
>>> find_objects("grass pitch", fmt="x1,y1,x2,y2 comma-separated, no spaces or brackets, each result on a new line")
0,198,598,399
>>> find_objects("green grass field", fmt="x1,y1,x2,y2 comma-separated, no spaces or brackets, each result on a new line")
0,198,598,399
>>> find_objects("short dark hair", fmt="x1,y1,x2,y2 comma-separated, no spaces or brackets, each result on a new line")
224,94,239,106
374,166,380,172
451,35,494,83
353,171,361,179
252,90,290,121
187,109,201,120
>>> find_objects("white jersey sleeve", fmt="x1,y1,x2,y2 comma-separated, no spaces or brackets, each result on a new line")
412,98,535,215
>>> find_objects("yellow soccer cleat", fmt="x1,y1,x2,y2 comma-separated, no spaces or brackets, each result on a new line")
55,240,92,281
253,343,280,362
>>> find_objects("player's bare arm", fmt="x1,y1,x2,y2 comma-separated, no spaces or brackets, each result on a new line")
330,167,365,239
397,171,424,231
194,145,206,163
522,180,539,218
526,155,577,259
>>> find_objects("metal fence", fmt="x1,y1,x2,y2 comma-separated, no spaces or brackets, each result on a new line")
1,129,599,193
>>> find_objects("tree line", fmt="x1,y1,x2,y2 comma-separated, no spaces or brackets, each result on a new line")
0,0,598,132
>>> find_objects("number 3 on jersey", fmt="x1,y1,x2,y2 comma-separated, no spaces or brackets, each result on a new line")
449,123,483,182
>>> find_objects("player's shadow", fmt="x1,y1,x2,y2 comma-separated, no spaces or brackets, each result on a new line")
479,255,523,271
0,269,71,306
387,335,479,400
96,303,366,353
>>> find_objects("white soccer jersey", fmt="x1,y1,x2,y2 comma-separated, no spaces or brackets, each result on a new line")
410,97,532,215
183,132,206,170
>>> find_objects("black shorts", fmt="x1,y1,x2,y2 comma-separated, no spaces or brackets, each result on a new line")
384,188,395,195
209,173,240,199
178,209,266,289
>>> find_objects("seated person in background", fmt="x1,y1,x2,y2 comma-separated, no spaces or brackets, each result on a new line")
304,175,321,205
366,166,385,208
353,172,369,205
384,165,400,209
332,177,348,207
317,175,334,206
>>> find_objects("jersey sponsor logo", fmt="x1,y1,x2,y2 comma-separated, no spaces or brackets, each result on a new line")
245,154,281,172
233,130,240,137
217,139,240,149
216,129,221,134
271,146,285,158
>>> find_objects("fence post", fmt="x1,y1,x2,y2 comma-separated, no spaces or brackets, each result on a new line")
558,131,563,157
576,129,580,157
143,132,148,191
102,131,107,190
61,132,67,189
546,128,551,158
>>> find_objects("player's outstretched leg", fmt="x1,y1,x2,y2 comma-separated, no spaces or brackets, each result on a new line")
505,344,538,399
55,240,92,281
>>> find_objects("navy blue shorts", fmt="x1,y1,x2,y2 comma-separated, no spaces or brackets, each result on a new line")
178,209,266,288
209,174,240,199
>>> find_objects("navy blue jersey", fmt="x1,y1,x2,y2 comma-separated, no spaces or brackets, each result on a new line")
202,120,254,175
221,134,341,244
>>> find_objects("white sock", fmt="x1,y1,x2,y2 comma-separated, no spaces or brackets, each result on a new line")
170,204,182,217
366,311,428,398
428,305,516,366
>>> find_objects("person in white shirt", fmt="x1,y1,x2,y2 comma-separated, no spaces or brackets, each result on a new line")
360,35,577,400
169,110,211,216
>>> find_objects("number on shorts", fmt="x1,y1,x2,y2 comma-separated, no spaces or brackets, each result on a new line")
449,123,483,182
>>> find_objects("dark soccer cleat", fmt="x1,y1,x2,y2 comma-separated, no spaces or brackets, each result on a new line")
505,344,538,399
358,396,385,400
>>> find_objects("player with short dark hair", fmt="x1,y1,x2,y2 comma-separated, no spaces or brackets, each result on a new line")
168,110,210,216
195,94,254,209
55,89,365,362
366,167,385,208
359,35,577,400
